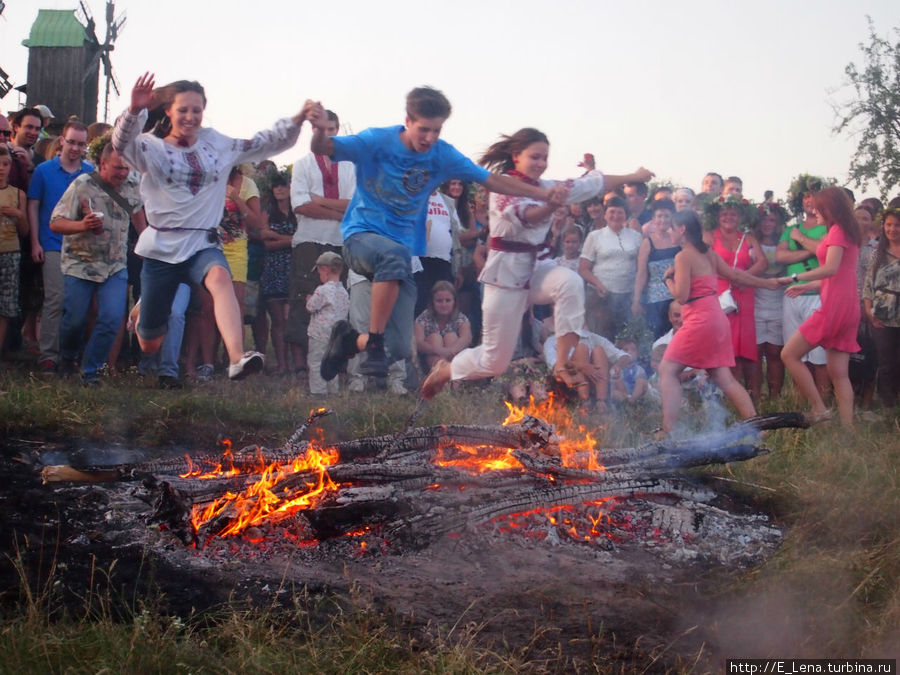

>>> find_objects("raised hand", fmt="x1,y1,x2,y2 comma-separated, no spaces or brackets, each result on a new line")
306,101,328,130
633,167,655,183
130,72,156,113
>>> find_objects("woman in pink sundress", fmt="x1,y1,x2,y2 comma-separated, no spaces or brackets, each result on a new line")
778,186,861,427
659,211,780,435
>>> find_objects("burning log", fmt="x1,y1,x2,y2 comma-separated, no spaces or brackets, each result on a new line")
40,406,808,551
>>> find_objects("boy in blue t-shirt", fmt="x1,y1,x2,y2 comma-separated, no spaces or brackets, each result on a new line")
307,87,568,380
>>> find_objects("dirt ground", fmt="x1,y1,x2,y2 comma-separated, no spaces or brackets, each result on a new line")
0,435,776,671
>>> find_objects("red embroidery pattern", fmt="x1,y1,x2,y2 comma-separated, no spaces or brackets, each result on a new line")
184,151,203,196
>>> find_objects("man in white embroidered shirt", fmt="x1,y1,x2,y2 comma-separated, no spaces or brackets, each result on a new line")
286,109,356,371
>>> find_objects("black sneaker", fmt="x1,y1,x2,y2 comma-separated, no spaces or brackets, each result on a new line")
158,375,184,389
320,320,357,382
358,343,388,378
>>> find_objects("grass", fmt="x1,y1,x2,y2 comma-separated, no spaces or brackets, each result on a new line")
1,362,899,670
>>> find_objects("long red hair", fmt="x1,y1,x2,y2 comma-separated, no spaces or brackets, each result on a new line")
812,187,861,246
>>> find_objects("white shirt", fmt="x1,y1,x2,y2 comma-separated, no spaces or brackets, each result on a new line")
424,192,456,261
580,226,641,294
543,329,629,367
113,108,301,264
290,152,356,247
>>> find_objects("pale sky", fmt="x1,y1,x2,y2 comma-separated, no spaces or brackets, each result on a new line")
2,0,899,202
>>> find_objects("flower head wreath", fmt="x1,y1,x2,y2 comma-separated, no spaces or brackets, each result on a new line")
702,194,759,232
786,174,834,219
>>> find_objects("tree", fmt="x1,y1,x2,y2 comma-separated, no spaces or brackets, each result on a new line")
834,18,900,201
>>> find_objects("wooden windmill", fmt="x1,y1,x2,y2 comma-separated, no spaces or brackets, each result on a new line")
21,2,125,130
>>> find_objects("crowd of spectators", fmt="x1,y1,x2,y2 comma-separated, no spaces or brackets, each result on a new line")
2,99,898,430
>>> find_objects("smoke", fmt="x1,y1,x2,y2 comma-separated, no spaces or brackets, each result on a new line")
681,579,854,659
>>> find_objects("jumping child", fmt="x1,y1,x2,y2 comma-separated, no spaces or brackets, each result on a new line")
421,127,653,399
304,88,569,383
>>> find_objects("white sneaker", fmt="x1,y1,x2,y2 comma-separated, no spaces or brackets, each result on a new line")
228,351,265,380
348,378,365,393
388,380,408,396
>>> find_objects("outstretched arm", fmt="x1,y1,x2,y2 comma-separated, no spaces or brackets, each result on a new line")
482,173,568,204
597,168,654,193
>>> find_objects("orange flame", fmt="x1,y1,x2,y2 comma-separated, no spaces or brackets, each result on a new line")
189,443,339,539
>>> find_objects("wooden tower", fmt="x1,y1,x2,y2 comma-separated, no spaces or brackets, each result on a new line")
22,9,100,131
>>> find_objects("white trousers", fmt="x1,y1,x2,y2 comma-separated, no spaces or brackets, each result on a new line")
783,293,827,365
451,263,584,381
308,335,340,395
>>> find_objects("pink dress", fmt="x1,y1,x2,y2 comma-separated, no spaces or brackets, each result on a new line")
799,225,860,352
664,275,736,368
712,231,757,361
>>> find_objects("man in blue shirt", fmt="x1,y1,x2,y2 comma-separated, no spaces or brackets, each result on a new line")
308,87,568,380
26,120,93,373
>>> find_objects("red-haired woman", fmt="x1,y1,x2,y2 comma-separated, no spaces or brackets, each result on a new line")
778,186,862,426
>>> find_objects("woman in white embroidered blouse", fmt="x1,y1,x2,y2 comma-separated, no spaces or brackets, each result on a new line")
422,127,652,399
113,72,307,380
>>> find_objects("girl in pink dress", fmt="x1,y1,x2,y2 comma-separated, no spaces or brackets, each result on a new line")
659,211,780,435
779,187,861,427
706,198,767,390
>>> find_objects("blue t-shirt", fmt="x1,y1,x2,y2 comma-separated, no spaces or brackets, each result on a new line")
332,125,489,255
27,157,94,252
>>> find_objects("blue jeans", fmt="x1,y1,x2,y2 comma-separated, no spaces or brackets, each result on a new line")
139,247,229,341
59,269,128,382
343,232,415,362
139,283,190,378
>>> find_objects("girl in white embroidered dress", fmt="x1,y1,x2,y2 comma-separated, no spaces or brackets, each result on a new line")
422,127,652,398
113,72,308,379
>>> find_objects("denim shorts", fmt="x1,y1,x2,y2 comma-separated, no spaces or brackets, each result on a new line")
343,232,415,361
138,247,230,340
343,232,413,283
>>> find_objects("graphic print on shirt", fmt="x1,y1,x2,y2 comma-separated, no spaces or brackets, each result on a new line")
402,167,430,195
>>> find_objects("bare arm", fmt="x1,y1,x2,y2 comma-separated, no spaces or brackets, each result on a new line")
578,256,608,296
665,253,692,304
0,189,29,237
295,201,344,220
632,238,651,313
713,250,780,289
789,227,820,254
777,245,844,284
444,321,473,355
774,238,814,265
242,195,264,237
131,208,148,234
311,195,350,211
27,199,43,262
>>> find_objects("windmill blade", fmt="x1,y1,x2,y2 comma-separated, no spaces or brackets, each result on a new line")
79,0,100,44
107,2,126,43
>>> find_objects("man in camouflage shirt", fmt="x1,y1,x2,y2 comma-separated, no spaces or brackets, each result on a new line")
49,142,146,384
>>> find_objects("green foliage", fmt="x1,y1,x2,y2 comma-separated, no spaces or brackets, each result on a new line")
786,173,835,219
834,17,900,201
701,194,760,232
